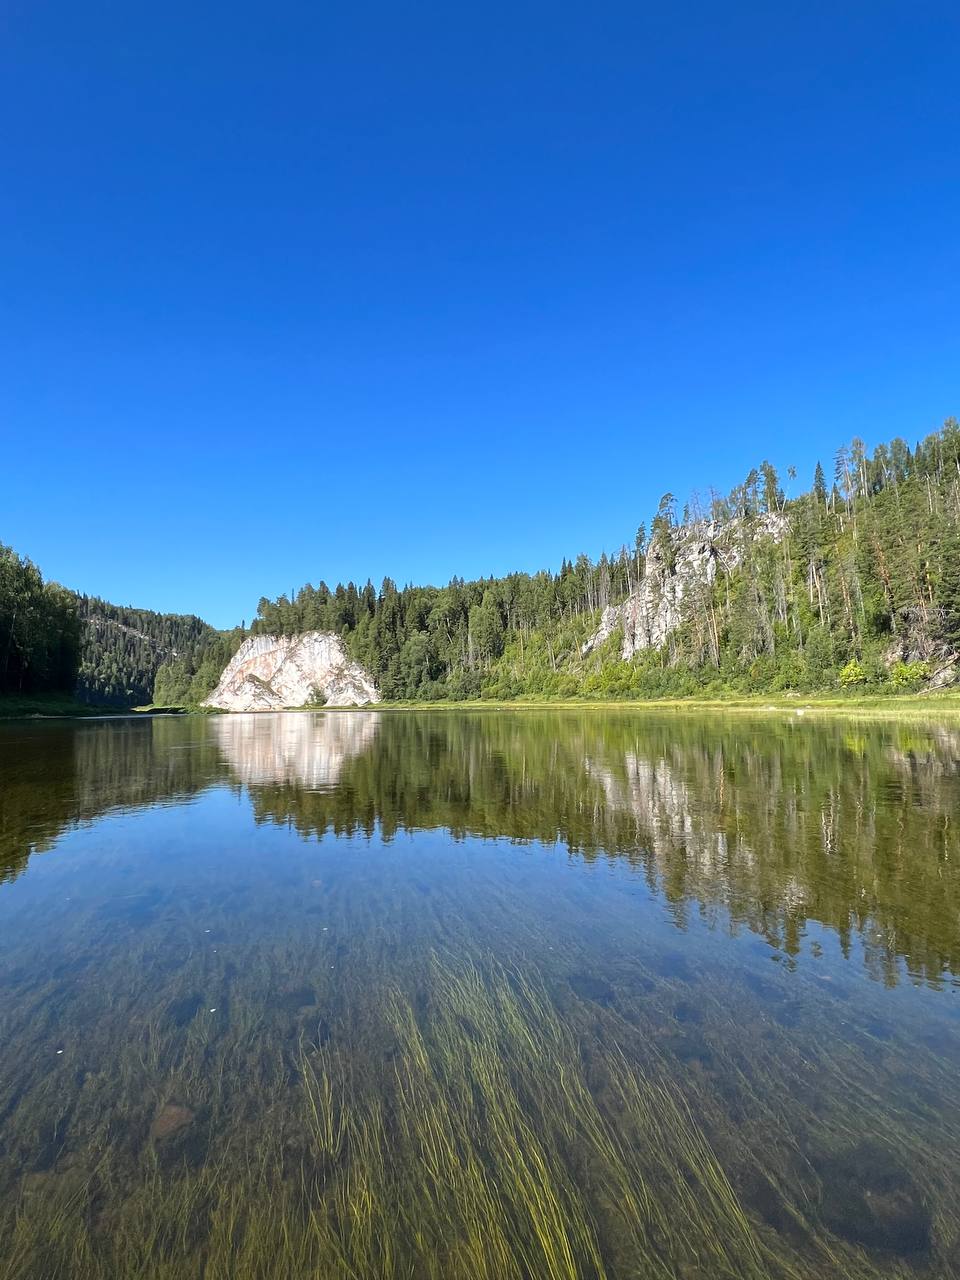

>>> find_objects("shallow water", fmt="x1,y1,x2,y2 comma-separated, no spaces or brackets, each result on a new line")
1,710,959,1278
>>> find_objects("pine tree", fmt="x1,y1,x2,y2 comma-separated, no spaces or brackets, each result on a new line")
813,461,827,507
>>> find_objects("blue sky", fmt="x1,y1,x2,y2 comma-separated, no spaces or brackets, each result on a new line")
3,2,958,628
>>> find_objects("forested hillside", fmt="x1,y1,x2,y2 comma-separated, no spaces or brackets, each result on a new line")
75,598,226,706
0,544,81,696
250,419,960,700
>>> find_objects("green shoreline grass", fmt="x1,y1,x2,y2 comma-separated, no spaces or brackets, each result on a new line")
0,693,118,719
6,688,960,721
365,689,960,717
192,689,960,719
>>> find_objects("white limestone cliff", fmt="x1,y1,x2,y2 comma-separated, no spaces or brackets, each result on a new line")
583,514,787,660
203,633,380,711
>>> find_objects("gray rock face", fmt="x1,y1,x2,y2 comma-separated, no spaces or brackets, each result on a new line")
583,514,786,661
204,633,380,710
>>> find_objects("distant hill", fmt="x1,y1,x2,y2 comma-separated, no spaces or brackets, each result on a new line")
75,597,220,706
1,548,245,709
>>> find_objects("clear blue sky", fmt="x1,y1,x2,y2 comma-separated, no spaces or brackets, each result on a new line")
3,2,957,628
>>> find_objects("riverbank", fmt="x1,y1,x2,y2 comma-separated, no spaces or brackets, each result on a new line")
7,689,960,721
374,690,960,717
0,693,113,719
0,694,189,719
127,689,960,719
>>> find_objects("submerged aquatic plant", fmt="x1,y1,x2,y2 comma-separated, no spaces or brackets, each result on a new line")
1,940,956,1279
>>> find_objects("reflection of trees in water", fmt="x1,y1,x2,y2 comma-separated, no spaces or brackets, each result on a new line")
3,711,960,984
0,712,381,885
0,718,225,884
584,727,960,984
246,713,960,986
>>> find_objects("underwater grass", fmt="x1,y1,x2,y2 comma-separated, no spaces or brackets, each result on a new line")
1,927,957,1279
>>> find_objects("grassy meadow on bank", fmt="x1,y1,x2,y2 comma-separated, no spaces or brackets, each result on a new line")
128,687,960,721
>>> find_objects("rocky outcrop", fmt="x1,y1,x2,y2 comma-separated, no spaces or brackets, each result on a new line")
883,610,958,689
203,633,380,710
583,514,786,661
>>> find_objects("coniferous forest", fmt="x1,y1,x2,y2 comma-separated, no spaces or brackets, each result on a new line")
4,418,960,707
74,598,226,706
0,551,233,707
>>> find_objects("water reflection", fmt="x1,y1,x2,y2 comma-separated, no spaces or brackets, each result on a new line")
211,710,380,788
235,711,960,987
2,711,960,985
1,711,960,1278
0,717,222,882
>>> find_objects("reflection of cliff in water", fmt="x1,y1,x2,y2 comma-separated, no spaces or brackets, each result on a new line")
211,711,380,789
248,712,960,986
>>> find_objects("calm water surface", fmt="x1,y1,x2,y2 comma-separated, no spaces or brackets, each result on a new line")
1,710,959,1278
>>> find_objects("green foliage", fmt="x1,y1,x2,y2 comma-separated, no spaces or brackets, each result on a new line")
0,544,81,695
838,660,868,687
0,543,242,707
152,628,246,707
75,597,235,707
935,528,960,650
890,660,930,689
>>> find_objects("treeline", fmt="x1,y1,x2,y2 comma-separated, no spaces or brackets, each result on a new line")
250,534,647,701
251,567,628,701
634,420,960,697
0,544,81,695
250,418,960,700
75,598,224,706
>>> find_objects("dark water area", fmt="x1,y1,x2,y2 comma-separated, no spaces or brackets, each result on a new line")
1,710,959,1278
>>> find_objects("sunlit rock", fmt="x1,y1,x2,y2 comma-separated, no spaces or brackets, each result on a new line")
204,633,380,710
583,514,787,660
